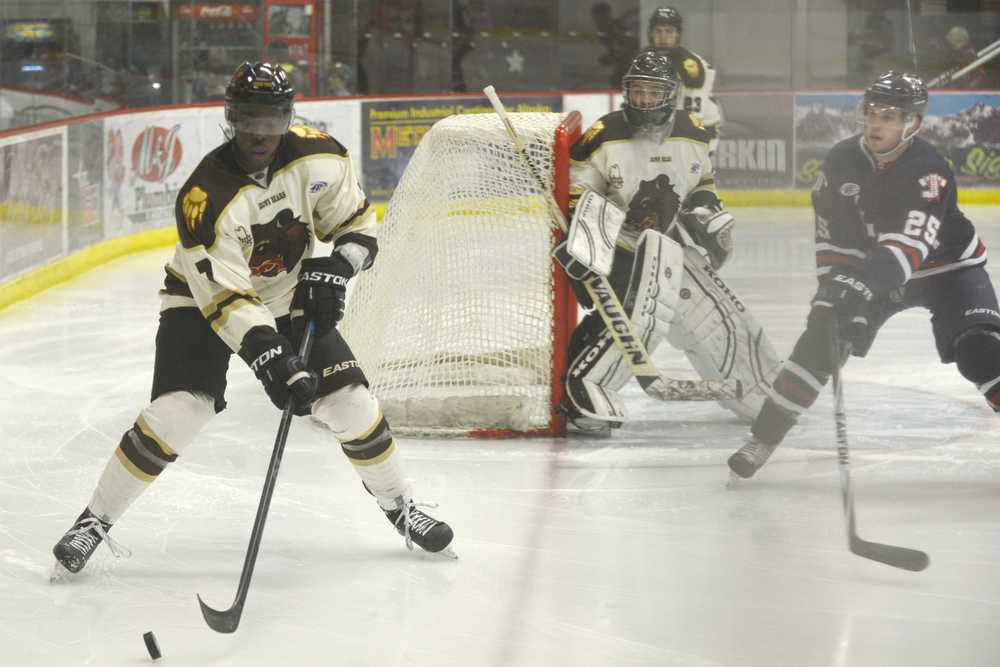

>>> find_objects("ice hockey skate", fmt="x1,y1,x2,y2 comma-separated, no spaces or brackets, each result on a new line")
378,495,457,559
727,436,778,479
51,508,130,581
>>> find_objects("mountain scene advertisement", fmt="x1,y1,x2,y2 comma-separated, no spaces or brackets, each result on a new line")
794,92,1000,188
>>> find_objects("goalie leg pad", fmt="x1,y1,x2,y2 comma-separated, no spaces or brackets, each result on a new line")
666,248,781,422
565,319,630,425
625,229,685,347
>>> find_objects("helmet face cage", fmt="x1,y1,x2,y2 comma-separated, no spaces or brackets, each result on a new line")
224,62,296,136
858,71,928,143
622,53,681,134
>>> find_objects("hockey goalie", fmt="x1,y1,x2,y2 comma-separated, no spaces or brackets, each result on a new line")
555,51,780,434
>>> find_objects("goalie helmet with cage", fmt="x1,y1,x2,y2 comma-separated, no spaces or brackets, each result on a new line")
622,51,682,137
859,71,928,151
224,61,296,136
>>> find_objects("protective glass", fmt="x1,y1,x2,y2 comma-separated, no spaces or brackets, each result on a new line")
227,102,293,135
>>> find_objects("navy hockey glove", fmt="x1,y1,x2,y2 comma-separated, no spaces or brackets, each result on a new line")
292,253,353,337
239,326,318,415
827,271,874,350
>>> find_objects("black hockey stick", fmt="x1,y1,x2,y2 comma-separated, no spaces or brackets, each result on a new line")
830,331,929,572
481,84,741,402
198,321,317,632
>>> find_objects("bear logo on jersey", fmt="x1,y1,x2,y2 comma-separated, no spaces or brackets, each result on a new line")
249,208,309,277
626,173,681,234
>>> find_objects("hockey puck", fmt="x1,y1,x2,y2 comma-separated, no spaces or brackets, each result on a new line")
142,631,162,660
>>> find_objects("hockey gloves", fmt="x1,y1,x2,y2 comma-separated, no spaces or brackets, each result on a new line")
239,326,318,415
292,253,354,338
677,205,735,269
827,271,875,353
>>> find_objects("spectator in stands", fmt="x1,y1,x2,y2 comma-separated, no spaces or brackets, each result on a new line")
591,2,639,89
266,40,308,97
942,26,987,89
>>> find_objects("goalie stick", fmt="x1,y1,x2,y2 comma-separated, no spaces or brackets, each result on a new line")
482,84,741,403
197,321,316,633
830,333,930,572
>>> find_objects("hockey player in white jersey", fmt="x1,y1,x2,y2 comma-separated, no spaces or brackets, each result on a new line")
556,51,779,435
645,7,723,155
51,62,454,578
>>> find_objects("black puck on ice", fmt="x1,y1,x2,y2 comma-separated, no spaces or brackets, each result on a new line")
142,631,162,660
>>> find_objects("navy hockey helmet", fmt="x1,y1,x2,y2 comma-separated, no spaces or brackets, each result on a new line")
860,71,928,154
622,51,681,136
863,71,928,119
224,61,296,136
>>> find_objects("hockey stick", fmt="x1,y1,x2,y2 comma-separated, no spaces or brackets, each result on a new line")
198,321,317,633
927,37,1000,88
830,331,929,572
482,84,741,402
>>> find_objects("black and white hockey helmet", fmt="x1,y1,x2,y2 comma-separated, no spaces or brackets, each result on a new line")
622,51,681,137
863,71,928,119
224,61,296,136
648,7,683,35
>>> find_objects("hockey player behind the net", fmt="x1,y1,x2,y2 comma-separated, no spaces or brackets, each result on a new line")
645,7,723,156
556,51,780,435
729,71,1000,479
51,62,454,578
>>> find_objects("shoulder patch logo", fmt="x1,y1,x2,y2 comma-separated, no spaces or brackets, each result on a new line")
290,125,332,140
182,186,208,233
308,180,329,194
582,120,604,145
839,182,860,197
918,173,947,201
683,58,700,80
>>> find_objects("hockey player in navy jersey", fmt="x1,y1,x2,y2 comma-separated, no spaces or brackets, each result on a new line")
51,62,454,578
728,71,1000,479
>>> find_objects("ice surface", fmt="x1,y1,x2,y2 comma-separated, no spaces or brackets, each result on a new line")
2,208,999,666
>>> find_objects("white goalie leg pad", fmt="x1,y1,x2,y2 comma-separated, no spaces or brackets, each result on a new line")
665,247,782,422
627,229,685,347
566,329,630,425
312,384,409,502
566,230,685,424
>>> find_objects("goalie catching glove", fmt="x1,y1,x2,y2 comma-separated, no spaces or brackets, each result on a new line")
239,326,318,415
676,204,734,269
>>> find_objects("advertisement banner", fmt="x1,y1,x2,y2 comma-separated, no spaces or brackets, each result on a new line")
714,91,795,190
361,95,563,202
103,110,205,237
67,120,104,252
793,91,1000,188
0,128,65,280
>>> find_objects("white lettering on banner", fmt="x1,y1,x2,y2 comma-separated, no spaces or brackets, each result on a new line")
715,139,786,172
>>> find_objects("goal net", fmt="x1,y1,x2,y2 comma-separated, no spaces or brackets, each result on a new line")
340,110,581,437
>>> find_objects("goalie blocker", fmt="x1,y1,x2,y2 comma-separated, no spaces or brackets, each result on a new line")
558,195,779,426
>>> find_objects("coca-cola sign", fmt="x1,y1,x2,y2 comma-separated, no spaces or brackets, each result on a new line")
176,4,257,21
131,125,183,183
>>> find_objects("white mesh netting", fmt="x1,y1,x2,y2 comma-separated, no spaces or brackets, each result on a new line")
339,112,571,436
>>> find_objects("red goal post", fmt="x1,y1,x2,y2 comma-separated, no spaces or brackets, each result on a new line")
340,110,582,437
